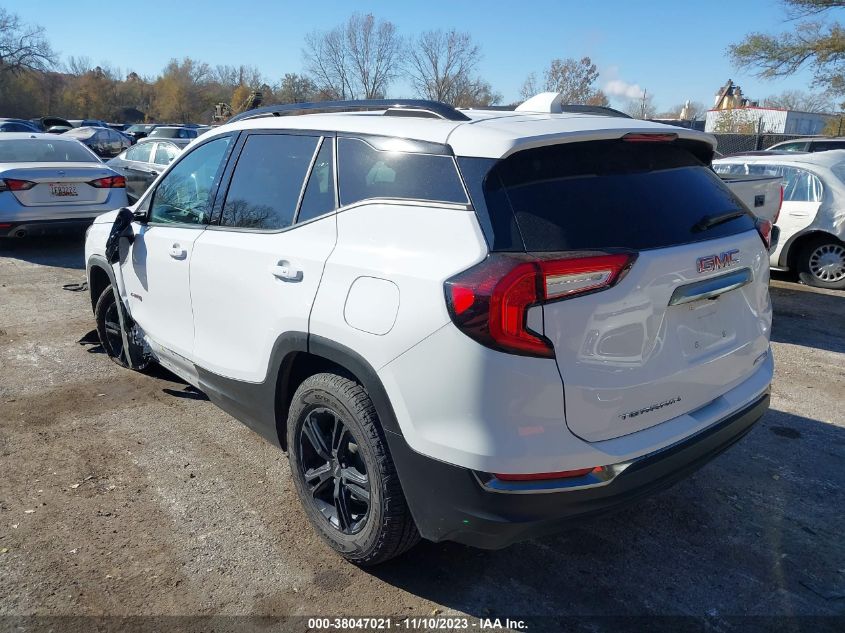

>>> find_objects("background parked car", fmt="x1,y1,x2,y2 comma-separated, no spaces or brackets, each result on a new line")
0,133,128,238
146,126,199,140
714,150,845,289
767,137,845,153
63,126,131,158
30,116,73,131
68,119,110,129
0,119,40,132
107,138,186,202
46,125,73,134
124,124,169,141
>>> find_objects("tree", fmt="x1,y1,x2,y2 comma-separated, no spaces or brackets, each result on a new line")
406,29,481,103
729,0,845,97
303,13,402,99
622,90,657,119
276,73,318,103
451,78,501,108
519,73,539,101
762,89,833,112
0,8,55,76
520,56,605,104
152,58,212,122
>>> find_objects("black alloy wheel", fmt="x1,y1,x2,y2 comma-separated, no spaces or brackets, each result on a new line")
297,406,371,535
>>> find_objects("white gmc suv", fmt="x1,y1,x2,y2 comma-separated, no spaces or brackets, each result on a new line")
84,98,774,565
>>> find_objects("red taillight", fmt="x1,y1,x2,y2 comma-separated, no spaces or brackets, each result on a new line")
756,218,773,249
622,133,678,143
445,253,635,358
495,466,604,481
89,175,126,188
1,178,36,191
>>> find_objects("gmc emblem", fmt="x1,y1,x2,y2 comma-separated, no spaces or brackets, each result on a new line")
696,249,740,273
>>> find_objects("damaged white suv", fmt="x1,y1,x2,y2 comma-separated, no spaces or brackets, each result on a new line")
85,97,774,565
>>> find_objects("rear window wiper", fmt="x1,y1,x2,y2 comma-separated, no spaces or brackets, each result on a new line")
692,210,746,233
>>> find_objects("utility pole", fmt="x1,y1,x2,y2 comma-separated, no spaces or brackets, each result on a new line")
640,89,648,119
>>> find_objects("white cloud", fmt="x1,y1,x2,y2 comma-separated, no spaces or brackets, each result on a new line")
604,79,645,100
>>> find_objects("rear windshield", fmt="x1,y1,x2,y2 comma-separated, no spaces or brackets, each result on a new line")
0,139,97,163
464,140,755,252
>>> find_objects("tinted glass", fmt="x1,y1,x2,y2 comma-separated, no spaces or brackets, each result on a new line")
481,140,755,252
775,142,806,152
126,143,153,162
810,141,845,151
297,138,335,223
153,143,178,165
0,139,96,162
150,136,230,225
338,137,467,206
221,133,319,230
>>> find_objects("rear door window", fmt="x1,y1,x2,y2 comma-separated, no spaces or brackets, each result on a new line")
220,133,319,230
297,138,336,223
337,137,467,206
472,139,755,252
126,143,153,163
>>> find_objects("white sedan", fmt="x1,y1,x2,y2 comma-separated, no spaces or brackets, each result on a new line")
0,133,128,238
714,150,845,290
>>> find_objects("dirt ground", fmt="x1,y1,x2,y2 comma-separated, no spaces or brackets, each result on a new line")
1,233,843,632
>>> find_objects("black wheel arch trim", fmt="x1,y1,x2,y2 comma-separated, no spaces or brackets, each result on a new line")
86,254,118,313
193,332,403,451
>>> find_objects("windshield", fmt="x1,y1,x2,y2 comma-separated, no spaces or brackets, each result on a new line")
0,139,98,163
127,124,153,133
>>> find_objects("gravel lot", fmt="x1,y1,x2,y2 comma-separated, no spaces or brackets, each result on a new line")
1,234,843,632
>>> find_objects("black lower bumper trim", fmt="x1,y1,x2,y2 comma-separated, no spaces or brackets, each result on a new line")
384,392,769,549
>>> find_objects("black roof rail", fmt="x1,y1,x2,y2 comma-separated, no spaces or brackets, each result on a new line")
227,99,471,124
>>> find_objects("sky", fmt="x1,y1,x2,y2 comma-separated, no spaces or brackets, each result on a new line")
3,0,822,113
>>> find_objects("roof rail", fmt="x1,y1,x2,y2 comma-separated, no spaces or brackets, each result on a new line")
227,99,471,124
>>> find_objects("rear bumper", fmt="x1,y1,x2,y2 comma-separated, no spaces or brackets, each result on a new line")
386,391,769,549
0,218,94,238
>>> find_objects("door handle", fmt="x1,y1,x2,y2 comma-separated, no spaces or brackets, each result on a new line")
169,243,187,259
270,260,302,282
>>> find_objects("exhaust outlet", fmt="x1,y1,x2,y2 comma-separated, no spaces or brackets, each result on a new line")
14,228,27,238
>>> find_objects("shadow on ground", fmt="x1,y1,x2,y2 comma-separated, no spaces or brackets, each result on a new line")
769,281,845,355
0,232,86,270
369,408,844,624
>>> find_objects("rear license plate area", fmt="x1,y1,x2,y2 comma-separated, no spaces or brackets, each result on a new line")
50,183,78,197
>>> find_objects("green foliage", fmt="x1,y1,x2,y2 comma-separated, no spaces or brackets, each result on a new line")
729,1,845,97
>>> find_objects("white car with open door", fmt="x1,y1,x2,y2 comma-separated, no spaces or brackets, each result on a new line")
714,150,845,289
84,96,774,565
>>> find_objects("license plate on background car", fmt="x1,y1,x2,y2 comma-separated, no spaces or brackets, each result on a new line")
50,183,77,197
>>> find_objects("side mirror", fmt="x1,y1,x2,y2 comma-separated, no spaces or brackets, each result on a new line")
132,208,148,223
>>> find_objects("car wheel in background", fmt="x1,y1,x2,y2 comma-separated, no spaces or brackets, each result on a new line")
797,235,845,290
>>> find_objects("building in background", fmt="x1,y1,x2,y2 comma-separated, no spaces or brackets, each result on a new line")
704,79,833,134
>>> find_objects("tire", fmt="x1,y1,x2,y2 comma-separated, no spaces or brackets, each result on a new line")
94,284,149,370
796,235,845,290
287,372,420,566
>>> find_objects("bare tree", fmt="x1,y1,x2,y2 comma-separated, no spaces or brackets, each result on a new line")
519,73,539,100
520,57,605,104
406,29,481,102
762,89,833,112
304,13,401,100
622,90,657,119
0,8,55,76
451,78,501,108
